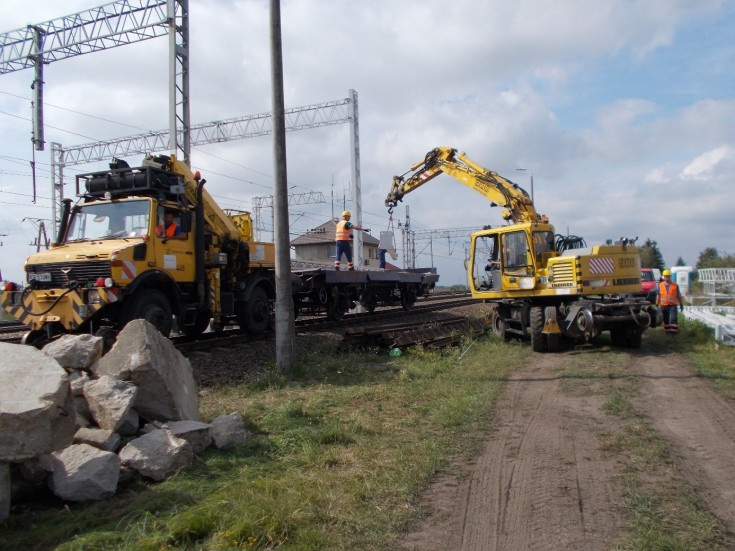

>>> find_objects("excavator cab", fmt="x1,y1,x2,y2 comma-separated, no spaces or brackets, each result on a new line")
469,223,557,297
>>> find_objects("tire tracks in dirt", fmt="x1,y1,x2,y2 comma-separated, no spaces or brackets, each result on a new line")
401,353,626,550
401,343,735,550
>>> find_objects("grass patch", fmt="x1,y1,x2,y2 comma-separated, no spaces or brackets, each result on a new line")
2,334,526,550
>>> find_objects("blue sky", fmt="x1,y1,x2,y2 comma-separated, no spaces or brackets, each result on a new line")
1,0,734,286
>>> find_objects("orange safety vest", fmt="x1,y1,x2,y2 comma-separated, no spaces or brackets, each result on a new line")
335,220,351,241
658,281,680,306
156,223,179,237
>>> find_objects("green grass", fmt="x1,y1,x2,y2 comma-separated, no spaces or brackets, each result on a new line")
1,335,525,550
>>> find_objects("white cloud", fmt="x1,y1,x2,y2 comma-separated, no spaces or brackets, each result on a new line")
0,0,734,284
681,145,734,179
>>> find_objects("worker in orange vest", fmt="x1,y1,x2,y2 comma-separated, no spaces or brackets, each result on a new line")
156,211,187,240
655,269,683,336
334,210,364,270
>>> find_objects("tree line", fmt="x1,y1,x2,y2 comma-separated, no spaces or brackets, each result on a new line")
638,238,735,271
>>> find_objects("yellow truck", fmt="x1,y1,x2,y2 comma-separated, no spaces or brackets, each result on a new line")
387,147,659,351
1,154,275,346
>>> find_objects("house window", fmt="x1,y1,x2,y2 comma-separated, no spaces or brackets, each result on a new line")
369,248,375,259
327,245,336,259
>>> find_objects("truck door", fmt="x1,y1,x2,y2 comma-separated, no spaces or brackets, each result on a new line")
153,206,195,282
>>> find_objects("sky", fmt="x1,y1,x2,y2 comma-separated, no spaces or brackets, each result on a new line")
1,0,734,286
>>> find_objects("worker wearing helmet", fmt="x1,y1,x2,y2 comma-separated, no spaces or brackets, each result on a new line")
334,210,363,270
655,269,683,336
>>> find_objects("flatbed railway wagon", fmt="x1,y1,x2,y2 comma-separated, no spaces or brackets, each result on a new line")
291,266,439,320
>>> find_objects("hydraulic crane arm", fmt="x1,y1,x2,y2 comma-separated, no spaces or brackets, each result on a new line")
386,147,544,224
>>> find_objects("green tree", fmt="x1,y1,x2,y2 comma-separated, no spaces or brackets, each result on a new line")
639,238,665,270
675,256,687,266
696,247,720,269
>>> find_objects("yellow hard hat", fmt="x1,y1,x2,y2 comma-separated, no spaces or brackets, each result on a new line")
342,210,351,217
662,269,671,276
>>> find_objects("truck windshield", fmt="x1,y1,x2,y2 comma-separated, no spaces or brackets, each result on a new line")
65,200,151,242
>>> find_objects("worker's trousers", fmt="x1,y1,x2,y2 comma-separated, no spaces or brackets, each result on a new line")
335,240,354,270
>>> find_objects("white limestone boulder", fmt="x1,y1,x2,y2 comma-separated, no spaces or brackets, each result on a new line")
210,412,247,449
74,427,121,453
0,343,76,461
42,334,103,370
91,320,202,422
83,376,138,432
143,420,212,454
118,428,193,481
40,443,120,502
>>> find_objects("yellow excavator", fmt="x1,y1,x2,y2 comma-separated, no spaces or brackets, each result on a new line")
386,147,659,352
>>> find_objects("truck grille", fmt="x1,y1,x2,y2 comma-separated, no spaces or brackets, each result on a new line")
25,261,111,289
550,261,576,286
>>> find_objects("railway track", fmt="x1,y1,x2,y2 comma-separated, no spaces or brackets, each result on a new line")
173,293,478,354
0,293,480,351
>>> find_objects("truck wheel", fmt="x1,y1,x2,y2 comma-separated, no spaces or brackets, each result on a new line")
492,310,509,340
239,286,271,335
530,306,547,352
94,327,117,354
121,289,173,337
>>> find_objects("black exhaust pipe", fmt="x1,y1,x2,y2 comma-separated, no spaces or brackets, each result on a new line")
54,198,73,245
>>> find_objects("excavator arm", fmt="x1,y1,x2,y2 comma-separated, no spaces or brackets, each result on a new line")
386,147,544,224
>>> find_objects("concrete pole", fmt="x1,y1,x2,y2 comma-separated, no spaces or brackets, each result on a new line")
269,0,294,375
349,89,363,268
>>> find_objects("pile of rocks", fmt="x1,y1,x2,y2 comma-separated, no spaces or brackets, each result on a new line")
0,319,246,520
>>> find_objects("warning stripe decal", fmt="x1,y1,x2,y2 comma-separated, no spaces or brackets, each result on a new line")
121,260,137,280
588,257,614,274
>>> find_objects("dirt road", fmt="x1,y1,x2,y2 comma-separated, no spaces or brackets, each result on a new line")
401,343,735,550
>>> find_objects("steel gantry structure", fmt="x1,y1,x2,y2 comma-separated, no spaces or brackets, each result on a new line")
1,3,365,267
1,0,190,231
0,0,188,158
50,92,360,240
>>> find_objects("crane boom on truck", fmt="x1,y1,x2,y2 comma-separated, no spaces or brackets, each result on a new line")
386,147,660,352
1,154,276,347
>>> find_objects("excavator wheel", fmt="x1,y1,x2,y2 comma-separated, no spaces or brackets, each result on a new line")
530,306,547,352
491,309,510,341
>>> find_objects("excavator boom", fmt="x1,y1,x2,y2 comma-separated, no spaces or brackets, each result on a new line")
386,147,543,224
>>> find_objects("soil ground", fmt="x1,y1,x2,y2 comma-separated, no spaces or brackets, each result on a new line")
399,341,735,550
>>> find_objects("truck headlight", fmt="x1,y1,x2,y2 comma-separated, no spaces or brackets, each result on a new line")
87,289,101,304
520,277,535,290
